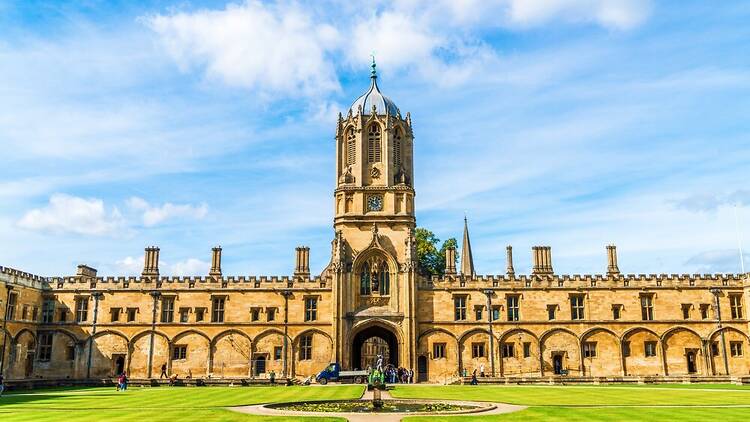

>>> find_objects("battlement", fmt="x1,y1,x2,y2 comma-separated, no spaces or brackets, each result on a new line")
420,272,749,290
0,266,49,289
47,273,333,290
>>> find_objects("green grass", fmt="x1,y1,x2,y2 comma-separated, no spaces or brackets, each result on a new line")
0,385,364,421
4,384,750,421
392,384,750,421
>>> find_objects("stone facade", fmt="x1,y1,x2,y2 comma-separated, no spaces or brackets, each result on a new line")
1,64,749,383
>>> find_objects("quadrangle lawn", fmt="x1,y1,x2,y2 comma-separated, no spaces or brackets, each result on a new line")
390,384,750,421
1,383,749,421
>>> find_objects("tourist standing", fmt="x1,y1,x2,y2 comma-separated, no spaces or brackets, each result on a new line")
121,373,128,391
269,370,276,384
480,363,485,377
0,374,4,397
160,363,167,379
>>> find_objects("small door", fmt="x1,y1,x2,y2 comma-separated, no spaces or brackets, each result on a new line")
255,356,267,376
25,352,34,377
417,355,428,382
113,355,126,376
553,354,563,375
686,350,697,374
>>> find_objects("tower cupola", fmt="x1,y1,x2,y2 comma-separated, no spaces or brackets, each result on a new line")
349,59,400,116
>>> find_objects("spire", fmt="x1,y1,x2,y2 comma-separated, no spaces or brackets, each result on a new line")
370,55,377,79
461,216,475,277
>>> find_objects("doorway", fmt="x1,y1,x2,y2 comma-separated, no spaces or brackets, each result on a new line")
686,349,697,374
553,353,564,375
113,354,126,376
255,356,267,376
351,324,399,370
417,355,428,382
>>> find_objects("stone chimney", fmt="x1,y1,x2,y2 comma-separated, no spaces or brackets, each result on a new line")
445,246,457,275
506,245,515,277
532,246,553,275
76,264,98,279
142,246,160,278
606,244,620,276
295,246,310,277
210,246,222,277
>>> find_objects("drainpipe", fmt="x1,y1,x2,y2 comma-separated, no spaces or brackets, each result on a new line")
710,288,730,375
0,285,14,377
147,290,161,379
281,289,292,378
86,292,104,379
483,289,495,377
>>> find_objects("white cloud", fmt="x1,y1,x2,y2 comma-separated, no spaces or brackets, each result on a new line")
144,1,341,97
504,0,651,30
673,190,750,213
17,194,125,236
685,249,748,274
167,258,210,276
127,197,208,226
114,256,143,276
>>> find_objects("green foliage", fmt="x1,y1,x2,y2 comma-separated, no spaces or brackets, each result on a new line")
415,228,458,276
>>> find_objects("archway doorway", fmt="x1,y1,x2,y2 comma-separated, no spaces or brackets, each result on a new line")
113,355,125,376
351,324,399,370
255,356,267,376
417,355,428,382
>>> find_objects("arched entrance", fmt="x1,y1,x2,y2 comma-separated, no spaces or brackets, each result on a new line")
351,324,399,370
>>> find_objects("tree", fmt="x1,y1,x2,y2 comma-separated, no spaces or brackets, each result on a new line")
415,227,458,276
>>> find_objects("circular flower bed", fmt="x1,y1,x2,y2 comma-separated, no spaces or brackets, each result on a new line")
269,400,478,413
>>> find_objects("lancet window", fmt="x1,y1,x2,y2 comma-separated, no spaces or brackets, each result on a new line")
346,128,356,166
359,256,390,296
393,128,402,167
367,123,381,163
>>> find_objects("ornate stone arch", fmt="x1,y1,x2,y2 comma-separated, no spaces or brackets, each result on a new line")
457,327,492,345
660,326,704,342
581,327,620,342
12,328,37,345
708,326,750,342
172,329,211,345
621,326,660,340
498,328,540,344
417,328,457,343
539,327,580,345
212,329,252,346
90,329,129,343
129,329,170,346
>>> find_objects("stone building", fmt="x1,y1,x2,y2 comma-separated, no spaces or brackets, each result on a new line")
1,63,749,383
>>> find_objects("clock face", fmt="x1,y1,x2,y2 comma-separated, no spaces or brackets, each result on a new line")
367,195,383,211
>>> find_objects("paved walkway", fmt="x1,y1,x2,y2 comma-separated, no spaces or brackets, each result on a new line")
229,388,526,421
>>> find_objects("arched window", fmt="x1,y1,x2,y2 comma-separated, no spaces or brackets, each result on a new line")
393,128,402,167
346,128,356,166
359,257,390,296
367,124,381,163
360,263,371,295
379,262,390,295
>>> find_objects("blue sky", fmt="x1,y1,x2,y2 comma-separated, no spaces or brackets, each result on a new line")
1,0,749,277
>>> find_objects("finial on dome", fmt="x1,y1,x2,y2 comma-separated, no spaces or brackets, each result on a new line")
370,54,377,79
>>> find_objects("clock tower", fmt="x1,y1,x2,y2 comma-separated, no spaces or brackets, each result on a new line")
333,60,415,230
329,60,419,372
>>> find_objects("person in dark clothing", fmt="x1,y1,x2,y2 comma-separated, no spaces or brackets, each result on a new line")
160,364,167,379
0,374,5,396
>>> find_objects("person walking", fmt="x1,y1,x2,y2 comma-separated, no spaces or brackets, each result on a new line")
269,370,276,384
116,373,124,391
120,373,128,391
160,364,167,379
480,363,485,377
0,374,4,397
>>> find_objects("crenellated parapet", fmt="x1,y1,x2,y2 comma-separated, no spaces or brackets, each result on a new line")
0,265,49,289
419,272,749,290
48,273,333,291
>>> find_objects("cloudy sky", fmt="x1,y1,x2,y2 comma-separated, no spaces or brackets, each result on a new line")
1,0,749,277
